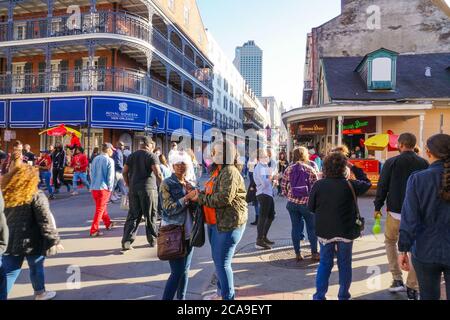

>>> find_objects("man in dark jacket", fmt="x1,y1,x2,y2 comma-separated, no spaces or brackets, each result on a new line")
373,133,429,299
0,191,7,300
51,143,71,194
111,141,127,202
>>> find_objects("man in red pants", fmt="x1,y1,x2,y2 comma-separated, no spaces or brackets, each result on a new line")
89,143,116,237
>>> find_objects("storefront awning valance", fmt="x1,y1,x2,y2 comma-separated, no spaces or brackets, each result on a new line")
182,116,193,136
90,97,147,130
148,104,166,133
167,111,182,133
0,101,6,128
49,98,87,126
9,99,45,128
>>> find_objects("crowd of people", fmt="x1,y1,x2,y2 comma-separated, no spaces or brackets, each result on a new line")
0,131,448,301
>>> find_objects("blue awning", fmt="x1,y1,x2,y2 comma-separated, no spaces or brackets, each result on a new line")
91,97,147,130
148,104,166,133
0,101,6,128
49,98,87,126
182,116,193,136
9,99,45,128
167,111,181,133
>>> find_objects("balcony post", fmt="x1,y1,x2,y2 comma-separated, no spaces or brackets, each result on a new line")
146,3,155,42
6,48,12,94
90,0,97,13
88,40,95,90
7,1,15,41
44,45,51,92
47,0,54,37
146,52,153,96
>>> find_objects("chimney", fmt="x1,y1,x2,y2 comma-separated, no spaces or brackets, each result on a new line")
425,67,432,77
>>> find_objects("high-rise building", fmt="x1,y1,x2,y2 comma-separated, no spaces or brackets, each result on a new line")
233,41,262,98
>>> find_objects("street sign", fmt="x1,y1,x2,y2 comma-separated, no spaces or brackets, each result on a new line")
4,130,16,142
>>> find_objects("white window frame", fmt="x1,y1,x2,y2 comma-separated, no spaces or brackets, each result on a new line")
51,17,62,36
14,22,26,40
82,57,100,90
50,59,62,91
12,62,26,93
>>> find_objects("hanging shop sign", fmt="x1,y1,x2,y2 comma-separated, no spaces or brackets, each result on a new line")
297,120,328,135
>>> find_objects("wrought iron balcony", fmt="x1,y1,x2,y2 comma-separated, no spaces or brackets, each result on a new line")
0,67,212,122
0,10,213,90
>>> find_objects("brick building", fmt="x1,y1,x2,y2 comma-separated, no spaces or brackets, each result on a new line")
0,0,214,155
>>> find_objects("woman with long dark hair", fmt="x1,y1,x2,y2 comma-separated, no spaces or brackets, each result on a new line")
192,139,247,300
398,134,450,300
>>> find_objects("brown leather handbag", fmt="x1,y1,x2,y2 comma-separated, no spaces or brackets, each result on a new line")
157,224,186,261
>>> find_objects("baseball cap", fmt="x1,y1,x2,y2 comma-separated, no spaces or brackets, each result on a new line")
103,143,116,151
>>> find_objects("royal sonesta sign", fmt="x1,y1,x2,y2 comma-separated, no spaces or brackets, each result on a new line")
91,97,147,129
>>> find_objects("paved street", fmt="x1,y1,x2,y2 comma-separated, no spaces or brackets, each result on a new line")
7,184,420,301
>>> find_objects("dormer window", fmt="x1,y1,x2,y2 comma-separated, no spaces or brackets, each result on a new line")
356,48,397,91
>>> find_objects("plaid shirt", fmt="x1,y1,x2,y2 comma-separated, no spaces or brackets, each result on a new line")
281,163,319,205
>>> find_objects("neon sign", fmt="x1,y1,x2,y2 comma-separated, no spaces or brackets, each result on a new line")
343,120,369,130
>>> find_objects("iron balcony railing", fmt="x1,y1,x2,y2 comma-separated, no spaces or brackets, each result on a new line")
0,67,212,122
0,10,213,90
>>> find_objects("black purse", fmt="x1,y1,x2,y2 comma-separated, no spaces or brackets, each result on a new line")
347,180,365,238
190,205,205,248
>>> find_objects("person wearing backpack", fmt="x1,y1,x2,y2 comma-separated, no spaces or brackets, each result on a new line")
282,147,319,262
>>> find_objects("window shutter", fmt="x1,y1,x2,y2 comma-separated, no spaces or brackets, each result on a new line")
38,62,45,92
74,59,82,91
60,60,69,89
24,62,32,93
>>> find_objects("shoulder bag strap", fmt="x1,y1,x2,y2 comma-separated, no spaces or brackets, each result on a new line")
346,180,362,220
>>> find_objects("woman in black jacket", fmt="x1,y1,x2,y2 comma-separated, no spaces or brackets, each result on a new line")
308,152,371,300
1,152,63,300
0,191,7,300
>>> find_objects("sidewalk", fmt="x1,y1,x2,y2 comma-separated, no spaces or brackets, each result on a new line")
203,195,409,300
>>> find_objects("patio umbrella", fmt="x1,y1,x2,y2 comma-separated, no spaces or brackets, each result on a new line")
39,124,82,138
364,130,399,151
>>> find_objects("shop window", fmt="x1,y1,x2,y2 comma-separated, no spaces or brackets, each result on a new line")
40,134,64,152
81,128,104,157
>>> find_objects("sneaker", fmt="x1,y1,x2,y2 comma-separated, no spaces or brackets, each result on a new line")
203,292,222,300
264,237,275,245
407,287,419,300
90,231,103,237
35,291,56,300
250,221,258,226
388,280,406,293
122,241,133,251
71,191,79,196
296,253,304,262
311,252,321,262
255,239,271,250
106,222,115,231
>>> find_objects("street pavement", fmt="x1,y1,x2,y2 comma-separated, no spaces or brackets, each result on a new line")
7,184,441,300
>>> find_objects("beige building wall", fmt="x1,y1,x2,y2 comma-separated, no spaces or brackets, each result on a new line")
382,107,450,159
153,0,209,57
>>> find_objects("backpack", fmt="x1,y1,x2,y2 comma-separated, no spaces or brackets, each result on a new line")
289,163,311,198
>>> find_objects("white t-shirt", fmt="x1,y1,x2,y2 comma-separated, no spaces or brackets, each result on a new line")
388,211,401,221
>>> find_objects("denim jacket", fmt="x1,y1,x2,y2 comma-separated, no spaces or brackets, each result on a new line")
399,160,450,266
160,174,194,226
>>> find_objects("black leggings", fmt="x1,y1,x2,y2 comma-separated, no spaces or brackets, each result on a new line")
52,168,70,190
256,194,275,240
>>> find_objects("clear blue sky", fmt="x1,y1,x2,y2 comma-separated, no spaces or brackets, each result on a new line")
197,0,341,109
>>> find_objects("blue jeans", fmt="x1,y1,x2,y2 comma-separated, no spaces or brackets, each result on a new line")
412,256,450,300
314,241,353,300
162,242,194,300
40,171,53,196
286,202,318,255
113,172,128,195
208,224,245,300
3,255,46,296
72,172,90,191
0,256,7,300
